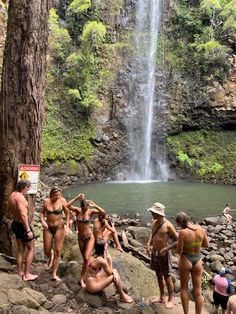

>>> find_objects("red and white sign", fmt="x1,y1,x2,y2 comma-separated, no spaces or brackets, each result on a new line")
18,164,40,194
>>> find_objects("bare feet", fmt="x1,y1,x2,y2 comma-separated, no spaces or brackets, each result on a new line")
52,275,61,282
23,274,38,281
120,293,133,303
165,300,174,309
18,271,24,277
151,296,165,304
117,247,124,253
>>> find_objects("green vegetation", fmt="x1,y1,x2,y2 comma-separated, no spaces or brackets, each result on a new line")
168,131,236,182
163,0,235,81
43,2,125,163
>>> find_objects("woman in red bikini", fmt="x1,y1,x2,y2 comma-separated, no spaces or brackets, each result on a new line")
67,194,105,287
41,187,70,281
84,238,133,303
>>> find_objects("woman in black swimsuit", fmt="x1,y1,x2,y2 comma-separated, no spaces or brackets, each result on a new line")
84,238,133,303
67,194,105,287
41,187,70,281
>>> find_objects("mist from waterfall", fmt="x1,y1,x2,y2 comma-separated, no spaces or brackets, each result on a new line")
126,0,169,182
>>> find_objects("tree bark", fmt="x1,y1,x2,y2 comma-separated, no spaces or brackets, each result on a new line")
0,0,51,254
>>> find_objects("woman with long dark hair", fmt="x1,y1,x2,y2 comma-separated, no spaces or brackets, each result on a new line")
84,238,133,303
41,187,70,281
175,212,208,314
67,194,105,287
93,212,124,252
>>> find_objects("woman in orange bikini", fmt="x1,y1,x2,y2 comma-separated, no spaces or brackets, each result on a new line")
41,187,70,281
93,212,124,252
84,238,133,303
175,212,209,314
67,194,105,287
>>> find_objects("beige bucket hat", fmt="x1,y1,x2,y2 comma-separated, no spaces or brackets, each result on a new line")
147,202,165,216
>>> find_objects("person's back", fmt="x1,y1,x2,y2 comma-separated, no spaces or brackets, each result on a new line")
182,225,206,254
227,295,236,313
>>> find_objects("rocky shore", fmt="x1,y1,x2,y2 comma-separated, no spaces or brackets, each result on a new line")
0,201,236,313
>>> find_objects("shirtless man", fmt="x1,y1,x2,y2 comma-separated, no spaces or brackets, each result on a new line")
147,202,178,309
8,179,38,281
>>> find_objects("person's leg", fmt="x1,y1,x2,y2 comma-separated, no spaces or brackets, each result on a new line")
16,239,25,276
179,256,191,314
156,272,165,302
78,239,87,287
80,235,95,286
43,228,54,270
86,270,133,302
213,304,219,314
164,275,174,309
191,260,204,314
23,239,38,281
51,225,65,281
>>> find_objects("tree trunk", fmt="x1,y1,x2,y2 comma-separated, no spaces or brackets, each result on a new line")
0,0,51,254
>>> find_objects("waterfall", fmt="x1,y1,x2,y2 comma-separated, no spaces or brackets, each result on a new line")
126,0,169,182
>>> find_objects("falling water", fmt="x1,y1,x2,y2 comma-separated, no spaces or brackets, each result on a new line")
126,0,169,181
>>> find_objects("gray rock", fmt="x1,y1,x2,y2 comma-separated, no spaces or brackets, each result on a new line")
210,260,223,272
0,291,8,305
204,217,227,226
8,289,28,306
77,289,107,308
0,256,12,271
11,305,29,314
209,254,225,262
125,226,151,245
0,273,23,290
51,294,67,305
22,287,47,306
129,239,143,247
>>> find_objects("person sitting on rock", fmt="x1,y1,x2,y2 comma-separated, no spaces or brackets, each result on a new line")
84,238,133,303
93,212,124,252
223,204,233,223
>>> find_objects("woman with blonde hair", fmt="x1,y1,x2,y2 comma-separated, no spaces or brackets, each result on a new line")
41,187,70,281
67,194,105,287
175,212,209,314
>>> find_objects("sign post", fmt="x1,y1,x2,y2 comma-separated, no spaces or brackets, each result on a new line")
18,164,40,194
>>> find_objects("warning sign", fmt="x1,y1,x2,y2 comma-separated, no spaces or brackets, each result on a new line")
18,164,40,194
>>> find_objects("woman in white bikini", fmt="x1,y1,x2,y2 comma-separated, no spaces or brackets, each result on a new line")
67,194,105,287
41,187,70,281
84,238,133,303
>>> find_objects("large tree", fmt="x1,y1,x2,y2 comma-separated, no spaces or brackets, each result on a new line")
0,0,51,254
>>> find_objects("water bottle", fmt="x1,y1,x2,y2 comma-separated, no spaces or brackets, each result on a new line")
139,297,145,311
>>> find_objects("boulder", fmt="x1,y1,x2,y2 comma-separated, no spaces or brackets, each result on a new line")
0,273,23,290
204,216,227,226
125,226,151,245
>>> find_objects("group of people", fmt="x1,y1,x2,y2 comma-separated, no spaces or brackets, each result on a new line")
146,202,236,314
9,180,132,303
8,179,236,312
